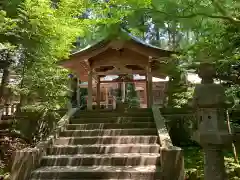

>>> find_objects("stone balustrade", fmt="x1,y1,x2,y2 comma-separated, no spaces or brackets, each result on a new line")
10,108,78,180
152,105,185,180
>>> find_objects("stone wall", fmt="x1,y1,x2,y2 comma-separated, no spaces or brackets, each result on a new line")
10,108,78,180
164,113,196,146
161,107,240,149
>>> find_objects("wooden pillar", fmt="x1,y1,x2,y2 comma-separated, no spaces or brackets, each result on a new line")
67,77,72,111
147,62,153,107
145,78,149,108
87,70,93,110
105,87,109,109
77,78,80,107
122,82,126,102
96,76,101,109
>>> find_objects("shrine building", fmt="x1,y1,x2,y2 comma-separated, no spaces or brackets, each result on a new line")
59,29,175,110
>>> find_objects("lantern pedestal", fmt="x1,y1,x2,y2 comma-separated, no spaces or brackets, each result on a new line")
191,63,230,180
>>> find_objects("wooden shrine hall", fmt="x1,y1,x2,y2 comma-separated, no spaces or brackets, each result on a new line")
59,29,174,110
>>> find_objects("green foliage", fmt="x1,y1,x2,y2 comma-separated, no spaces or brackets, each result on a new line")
184,146,240,180
14,110,61,143
226,85,240,109
1,1,240,177
173,86,194,108
112,85,122,102
163,111,196,146
164,57,191,107
0,0,239,121
0,11,17,47
129,0,240,108
1,0,89,111
125,83,140,108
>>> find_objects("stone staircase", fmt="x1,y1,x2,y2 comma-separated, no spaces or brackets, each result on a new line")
30,109,161,180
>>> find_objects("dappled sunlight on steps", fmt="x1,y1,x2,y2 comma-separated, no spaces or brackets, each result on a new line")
60,128,157,136
30,166,160,180
30,109,161,180
31,165,161,179
54,136,159,145
48,144,160,155
66,122,156,130
41,153,160,166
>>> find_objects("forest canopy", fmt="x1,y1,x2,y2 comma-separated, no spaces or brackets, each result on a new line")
0,0,239,109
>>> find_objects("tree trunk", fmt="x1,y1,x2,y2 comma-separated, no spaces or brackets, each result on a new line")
17,58,27,112
0,66,10,104
155,27,161,46
166,78,174,106
171,21,177,50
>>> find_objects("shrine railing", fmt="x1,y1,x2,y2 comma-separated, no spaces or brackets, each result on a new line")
10,107,79,180
160,107,240,146
0,103,19,121
152,105,185,180
2,103,18,116
160,108,197,146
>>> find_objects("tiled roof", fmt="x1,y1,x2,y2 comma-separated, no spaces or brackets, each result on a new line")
71,28,172,56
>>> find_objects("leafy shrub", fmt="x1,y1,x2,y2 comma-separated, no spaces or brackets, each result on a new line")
13,107,62,144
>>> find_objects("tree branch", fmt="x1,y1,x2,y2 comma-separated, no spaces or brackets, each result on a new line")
210,0,240,24
175,12,239,22
210,0,228,16
140,7,240,25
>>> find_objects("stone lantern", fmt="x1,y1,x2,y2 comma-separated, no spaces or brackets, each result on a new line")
192,62,232,180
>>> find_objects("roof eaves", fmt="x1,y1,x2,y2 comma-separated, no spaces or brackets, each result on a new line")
120,28,175,54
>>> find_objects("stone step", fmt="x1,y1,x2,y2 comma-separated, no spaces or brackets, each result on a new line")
73,111,153,118
0,129,9,136
78,108,152,113
0,123,12,130
71,117,154,124
30,179,133,180
0,119,13,124
66,122,156,130
48,144,160,155
60,128,157,137
54,136,159,145
31,166,161,179
41,153,160,166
